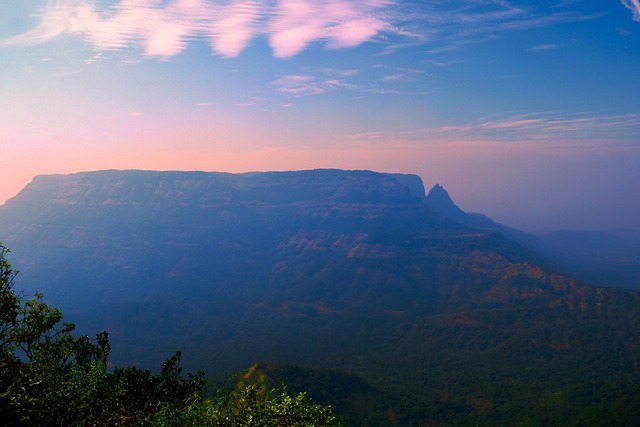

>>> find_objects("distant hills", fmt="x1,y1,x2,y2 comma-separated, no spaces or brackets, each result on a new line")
419,178,640,290
1,169,640,425
541,228,640,289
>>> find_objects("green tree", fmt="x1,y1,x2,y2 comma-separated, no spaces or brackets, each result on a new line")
0,242,340,426
210,384,341,426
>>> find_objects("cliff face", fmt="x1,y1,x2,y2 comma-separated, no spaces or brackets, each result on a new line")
5,169,421,208
0,168,625,322
0,169,466,306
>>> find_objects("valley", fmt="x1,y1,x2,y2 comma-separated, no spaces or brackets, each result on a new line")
1,169,639,425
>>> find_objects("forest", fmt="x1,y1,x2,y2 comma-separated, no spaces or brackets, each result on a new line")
0,243,340,426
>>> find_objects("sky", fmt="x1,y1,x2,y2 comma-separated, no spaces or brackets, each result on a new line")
1,0,639,234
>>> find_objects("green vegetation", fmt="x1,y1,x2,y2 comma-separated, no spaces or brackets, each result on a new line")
0,243,339,426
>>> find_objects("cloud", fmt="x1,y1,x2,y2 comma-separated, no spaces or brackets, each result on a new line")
382,67,424,81
0,1,612,59
388,3,601,56
621,0,640,22
1,0,392,58
0,1,76,47
267,0,391,58
273,75,326,96
207,0,263,57
616,26,632,36
438,113,640,144
350,113,640,147
272,67,364,96
528,43,559,51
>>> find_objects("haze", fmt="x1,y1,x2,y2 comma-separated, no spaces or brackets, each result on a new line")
2,0,639,234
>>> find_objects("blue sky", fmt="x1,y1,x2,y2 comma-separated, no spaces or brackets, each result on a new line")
1,0,639,234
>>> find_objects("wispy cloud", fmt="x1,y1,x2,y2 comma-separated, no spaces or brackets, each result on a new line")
455,113,640,142
233,96,267,107
1,0,393,58
621,0,640,22
268,0,392,58
528,43,559,51
272,66,367,96
271,65,431,98
72,0,265,58
273,75,324,96
0,1,76,47
350,112,640,146
1,0,610,60
273,74,356,96
382,67,424,81
386,1,603,55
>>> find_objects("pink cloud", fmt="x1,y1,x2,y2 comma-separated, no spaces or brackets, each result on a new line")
269,0,324,58
208,0,263,57
0,1,74,47
2,0,392,58
269,0,391,57
327,16,387,48
622,0,640,22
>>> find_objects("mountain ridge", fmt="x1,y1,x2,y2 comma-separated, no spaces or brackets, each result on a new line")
1,168,639,424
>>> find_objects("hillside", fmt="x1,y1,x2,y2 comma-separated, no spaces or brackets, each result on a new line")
541,229,640,289
1,169,640,425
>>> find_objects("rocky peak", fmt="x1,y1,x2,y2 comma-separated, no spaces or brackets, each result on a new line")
424,184,466,221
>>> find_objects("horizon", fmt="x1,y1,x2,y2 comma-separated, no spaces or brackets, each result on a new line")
2,1,640,235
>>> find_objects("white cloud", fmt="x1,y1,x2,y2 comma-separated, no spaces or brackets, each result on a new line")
621,0,640,22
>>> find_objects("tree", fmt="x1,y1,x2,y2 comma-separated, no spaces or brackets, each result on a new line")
0,242,340,426
0,244,20,356
209,384,341,426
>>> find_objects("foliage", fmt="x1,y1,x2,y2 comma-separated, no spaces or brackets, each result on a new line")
0,242,339,426
208,384,341,426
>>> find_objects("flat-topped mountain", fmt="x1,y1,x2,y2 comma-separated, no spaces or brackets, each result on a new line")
5,169,421,207
1,169,639,425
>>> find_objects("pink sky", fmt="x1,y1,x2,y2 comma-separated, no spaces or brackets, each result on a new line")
3,129,639,235
2,1,640,234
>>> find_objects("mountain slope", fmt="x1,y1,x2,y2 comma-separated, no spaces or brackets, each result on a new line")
542,229,640,289
1,169,639,425
418,181,640,290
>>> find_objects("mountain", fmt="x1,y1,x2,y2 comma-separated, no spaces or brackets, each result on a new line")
416,181,640,290
422,182,549,252
1,169,640,425
424,183,494,227
541,229,640,289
